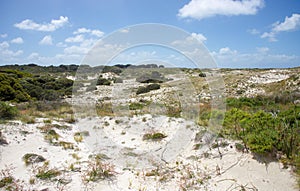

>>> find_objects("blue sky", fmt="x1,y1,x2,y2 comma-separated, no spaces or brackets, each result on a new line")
0,0,300,68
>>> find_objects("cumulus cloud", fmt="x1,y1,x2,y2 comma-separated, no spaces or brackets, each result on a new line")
14,16,68,32
256,47,269,53
0,41,10,49
191,33,207,42
0,41,23,63
178,0,264,20
248,28,260,35
218,47,237,55
0,34,7,38
211,47,299,68
73,27,104,37
11,37,24,44
65,35,85,43
261,13,300,42
39,35,53,45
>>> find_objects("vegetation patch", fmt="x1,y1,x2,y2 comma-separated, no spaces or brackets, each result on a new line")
136,83,160,95
23,153,46,166
136,71,168,83
82,158,116,183
0,176,13,188
96,77,111,86
36,168,61,180
143,132,167,141
0,101,18,120
129,102,144,110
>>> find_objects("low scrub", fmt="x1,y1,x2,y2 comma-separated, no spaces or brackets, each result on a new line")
143,132,167,141
0,101,18,120
136,83,160,95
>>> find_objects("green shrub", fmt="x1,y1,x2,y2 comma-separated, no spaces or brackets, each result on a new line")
143,132,167,141
102,66,122,75
129,102,144,110
136,83,160,95
96,78,111,86
113,78,123,83
199,72,206,77
23,153,46,165
0,101,18,120
36,169,61,180
0,176,13,188
136,71,166,83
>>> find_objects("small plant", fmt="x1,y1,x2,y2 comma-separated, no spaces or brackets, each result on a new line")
36,168,61,180
23,153,46,166
59,141,74,149
82,158,116,183
44,129,60,143
129,102,144,110
74,132,83,143
235,142,245,152
43,119,52,124
143,132,167,141
0,176,13,188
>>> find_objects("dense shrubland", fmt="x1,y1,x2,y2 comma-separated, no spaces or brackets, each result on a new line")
0,69,73,102
200,94,300,184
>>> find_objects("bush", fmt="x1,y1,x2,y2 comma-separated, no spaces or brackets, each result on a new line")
136,71,166,83
113,78,123,83
96,78,111,86
0,102,18,120
136,83,160,95
102,66,122,75
199,72,206,77
129,102,144,110
143,132,167,141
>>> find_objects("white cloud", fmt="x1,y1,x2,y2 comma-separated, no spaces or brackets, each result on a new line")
178,0,264,20
191,33,207,42
261,13,300,42
0,41,10,49
211,47,299,68
119,28,129,33
65,35,85,43
39,35,53,45
0,41,23,63
14,16,68,32
11,37,24,44
261,32,277,42
56,42,67,47
218,47,237,55
256,47,269,53
248,28,260,35
73,27,104,37
0,34,7,38
273,13,300,32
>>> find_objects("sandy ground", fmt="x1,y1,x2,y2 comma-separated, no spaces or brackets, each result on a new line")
0,115,298,191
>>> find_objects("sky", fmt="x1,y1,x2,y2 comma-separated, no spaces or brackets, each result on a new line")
0,0,300,68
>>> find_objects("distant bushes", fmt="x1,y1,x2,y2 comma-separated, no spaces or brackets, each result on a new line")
136,71,168,83
102,66,122,75
136,83,160,95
